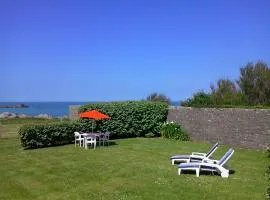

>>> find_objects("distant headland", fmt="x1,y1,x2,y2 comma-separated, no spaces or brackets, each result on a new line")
0,104,29,108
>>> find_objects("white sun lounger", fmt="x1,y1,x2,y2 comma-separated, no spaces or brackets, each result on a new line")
177,148,234,178
170,142,219,165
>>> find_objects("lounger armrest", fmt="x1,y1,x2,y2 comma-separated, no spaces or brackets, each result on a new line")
191,152,206,156
190,155,204,159
202,159,219,164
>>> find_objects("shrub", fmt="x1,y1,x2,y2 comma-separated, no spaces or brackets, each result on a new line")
79,101,168,138
19,101,168,149
146,92,171,105
181,91,213,107
266,187,270,200
160,122,190,141
19,121,92,149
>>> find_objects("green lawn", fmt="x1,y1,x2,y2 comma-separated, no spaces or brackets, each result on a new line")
0,119,268,199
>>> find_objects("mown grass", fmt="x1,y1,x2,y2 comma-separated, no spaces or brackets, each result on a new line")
0,135,268,200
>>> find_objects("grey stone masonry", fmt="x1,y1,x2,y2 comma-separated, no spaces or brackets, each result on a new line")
167,107,270,149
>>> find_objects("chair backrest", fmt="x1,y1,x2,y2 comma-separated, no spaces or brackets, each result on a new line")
86,135,96,142
74,132,81,137
205,142,219,158
218,148,234,166
105,132,110,140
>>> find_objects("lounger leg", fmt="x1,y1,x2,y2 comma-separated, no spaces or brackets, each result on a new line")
221,170,229,178
196,169,200,177
172,160,175,165
178,169,181,175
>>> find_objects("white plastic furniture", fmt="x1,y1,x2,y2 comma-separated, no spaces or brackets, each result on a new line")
99,132,110,146
170,142,219,165
85,135,97,150
74,132,84,147
178,148,234,178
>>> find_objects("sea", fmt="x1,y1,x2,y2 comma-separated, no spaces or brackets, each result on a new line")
0,101,180,117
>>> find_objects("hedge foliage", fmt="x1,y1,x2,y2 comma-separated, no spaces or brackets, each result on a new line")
19,121,92,149
79,101,168,138
160,122,190,141
19,101,168,149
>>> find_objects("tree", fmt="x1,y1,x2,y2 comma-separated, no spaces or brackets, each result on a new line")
237,61,270,105
210,79,243,105
146,93,171,105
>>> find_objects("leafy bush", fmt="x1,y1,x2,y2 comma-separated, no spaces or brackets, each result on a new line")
146,92,171,105
266,187,270,200
181,91,213,107
160,122,190,141
19,121,92,149
79,101,168,138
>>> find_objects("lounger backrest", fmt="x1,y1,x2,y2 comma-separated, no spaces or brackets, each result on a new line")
218,148,234,166
205,142,219,157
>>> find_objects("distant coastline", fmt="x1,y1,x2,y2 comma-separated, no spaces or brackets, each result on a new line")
0,104,29,108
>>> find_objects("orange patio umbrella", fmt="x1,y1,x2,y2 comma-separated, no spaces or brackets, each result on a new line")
79,110,111,132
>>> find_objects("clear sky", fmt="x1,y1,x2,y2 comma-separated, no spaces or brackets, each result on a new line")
1,0,270,102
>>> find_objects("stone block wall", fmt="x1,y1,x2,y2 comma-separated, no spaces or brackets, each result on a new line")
69,105,270,149
167,107,270,149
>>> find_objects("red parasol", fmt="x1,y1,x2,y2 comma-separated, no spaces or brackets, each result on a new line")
79,110,111,132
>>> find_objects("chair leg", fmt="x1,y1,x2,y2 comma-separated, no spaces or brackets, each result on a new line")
196,169,200,177
172,160,174,165
178,168,181,175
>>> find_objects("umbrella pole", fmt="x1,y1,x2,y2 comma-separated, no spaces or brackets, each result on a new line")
92,120,94,133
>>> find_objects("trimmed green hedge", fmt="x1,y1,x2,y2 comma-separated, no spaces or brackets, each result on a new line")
19,121,91,149
79,101,168,138
19,101,168,149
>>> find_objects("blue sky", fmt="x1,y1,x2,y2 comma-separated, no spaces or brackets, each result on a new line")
1,0,270,102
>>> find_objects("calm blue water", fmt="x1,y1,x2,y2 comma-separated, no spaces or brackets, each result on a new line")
0,102,88,117
0,101,180,117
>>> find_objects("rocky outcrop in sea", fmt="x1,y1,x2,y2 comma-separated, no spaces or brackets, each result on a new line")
0,112,67,119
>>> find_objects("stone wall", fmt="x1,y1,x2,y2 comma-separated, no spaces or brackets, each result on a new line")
69,105,270,149
167,107,270,149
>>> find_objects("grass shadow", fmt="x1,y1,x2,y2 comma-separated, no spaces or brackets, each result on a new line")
179,169,236,177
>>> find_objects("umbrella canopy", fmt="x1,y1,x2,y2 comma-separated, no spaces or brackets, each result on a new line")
79,110,111,133
79,110,111,119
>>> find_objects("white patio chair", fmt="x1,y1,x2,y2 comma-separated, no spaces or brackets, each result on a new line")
85,135,96,150
177,148,234,178
99,132,110,146
170,142,219,165
74,132,84,147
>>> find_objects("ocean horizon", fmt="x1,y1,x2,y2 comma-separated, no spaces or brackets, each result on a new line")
0,101,180,117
